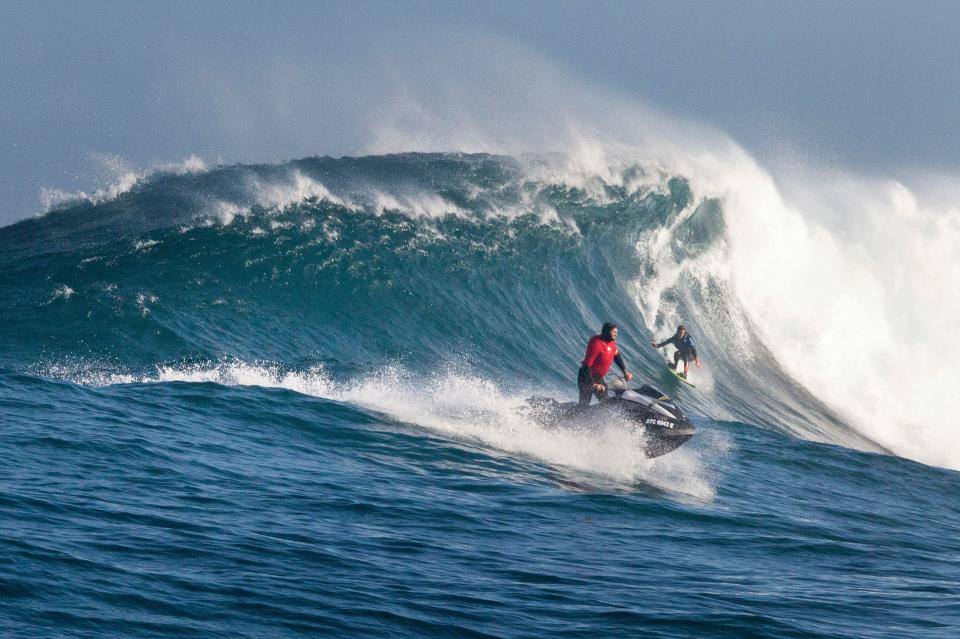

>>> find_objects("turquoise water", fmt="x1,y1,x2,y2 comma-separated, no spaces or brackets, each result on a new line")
2,154,957,637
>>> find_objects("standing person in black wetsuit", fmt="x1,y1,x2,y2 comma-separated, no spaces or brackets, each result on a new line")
651,324,702,379
578,322,633,407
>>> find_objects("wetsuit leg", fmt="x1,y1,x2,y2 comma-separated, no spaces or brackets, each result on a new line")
577,365,595,406
673,350,683,368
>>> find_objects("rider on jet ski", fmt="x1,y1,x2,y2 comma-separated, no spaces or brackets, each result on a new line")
578,322,633,406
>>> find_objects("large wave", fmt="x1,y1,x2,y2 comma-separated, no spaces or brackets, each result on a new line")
9,150,949,469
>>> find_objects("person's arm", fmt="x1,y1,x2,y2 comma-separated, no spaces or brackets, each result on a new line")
613,353,633,381
692,347,702,368
614,353,626,373
651,335,674,348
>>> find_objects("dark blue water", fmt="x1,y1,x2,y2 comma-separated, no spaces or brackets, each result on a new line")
2,154,958,637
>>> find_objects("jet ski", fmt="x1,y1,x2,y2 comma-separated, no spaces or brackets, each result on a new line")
525,378,695,457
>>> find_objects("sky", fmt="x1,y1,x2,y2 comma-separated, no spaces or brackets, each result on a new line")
2,0,959,226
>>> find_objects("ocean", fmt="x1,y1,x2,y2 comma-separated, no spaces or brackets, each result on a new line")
2,152,958,637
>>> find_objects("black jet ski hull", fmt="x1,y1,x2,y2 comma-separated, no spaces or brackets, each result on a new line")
641,423,696,457
524,390,696,458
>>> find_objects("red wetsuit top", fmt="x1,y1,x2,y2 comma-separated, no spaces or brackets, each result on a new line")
582,335,624,377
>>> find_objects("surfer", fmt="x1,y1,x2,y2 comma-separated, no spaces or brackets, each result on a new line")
578,322,633,406
651,325,702,379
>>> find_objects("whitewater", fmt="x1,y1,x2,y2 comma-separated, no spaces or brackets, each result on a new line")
2,147,959,637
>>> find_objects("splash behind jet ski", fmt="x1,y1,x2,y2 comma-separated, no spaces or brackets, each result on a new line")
525,378,695,457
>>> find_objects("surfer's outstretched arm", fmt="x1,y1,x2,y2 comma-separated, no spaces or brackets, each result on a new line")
651,336,674,349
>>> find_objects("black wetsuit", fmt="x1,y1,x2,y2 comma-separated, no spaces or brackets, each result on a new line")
655,333,698,368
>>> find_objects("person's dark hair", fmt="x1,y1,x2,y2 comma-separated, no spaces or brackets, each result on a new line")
677,324,686,333
601,322,617,341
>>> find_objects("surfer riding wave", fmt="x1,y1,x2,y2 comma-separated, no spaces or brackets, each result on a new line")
651,325,702,379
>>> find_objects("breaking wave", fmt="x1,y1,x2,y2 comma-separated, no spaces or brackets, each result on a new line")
2,151,956,469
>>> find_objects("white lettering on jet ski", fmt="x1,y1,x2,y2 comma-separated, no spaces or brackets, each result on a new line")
644,417,675,428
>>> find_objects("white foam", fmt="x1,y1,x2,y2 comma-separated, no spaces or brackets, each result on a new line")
45,285,75,304
318,219,340,241
135,292,158,317
201,171,359,230
372,191,467,218
40,173,139,210
250,171,351,212
152,361,334,397
159,155,208,175
719,170,960,468
39,361,137,387
215,201,244,226
133,239,159,251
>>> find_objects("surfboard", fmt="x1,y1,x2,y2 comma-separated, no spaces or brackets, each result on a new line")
666,363,696,387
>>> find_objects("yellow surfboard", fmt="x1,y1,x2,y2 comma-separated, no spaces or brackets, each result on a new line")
667,364,696,387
